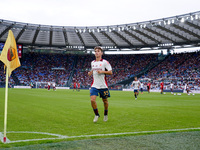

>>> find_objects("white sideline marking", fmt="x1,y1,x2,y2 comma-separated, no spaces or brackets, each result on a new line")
1,127,200,144
0,132,11,143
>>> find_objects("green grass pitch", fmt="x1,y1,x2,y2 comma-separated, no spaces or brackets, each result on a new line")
0,88,200,148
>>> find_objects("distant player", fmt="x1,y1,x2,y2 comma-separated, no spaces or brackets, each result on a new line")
48,82,51,91
185,83,190,95
140,82,144,94
73,82,77,91
30,82,33,89
170,82,174,94
131,77,141,100
147,82,151,93
53,82,56,91
88,46,112,123
77,82,80,92
160,81,164,94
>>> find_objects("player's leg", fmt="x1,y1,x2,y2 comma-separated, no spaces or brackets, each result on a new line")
91,95,100,122
134,90,137,99
90,88,100,122
99,89,110,121
102,98,109,121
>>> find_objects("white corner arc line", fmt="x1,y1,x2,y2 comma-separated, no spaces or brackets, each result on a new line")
1,127,200,144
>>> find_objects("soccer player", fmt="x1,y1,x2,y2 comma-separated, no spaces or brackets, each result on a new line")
48,82,51,91
170,82,174,94
30,82,33,89
88,46,112,123
131,77,141,100
160,81,164,94
73,81,77,91
140,82,144,94
185,83,190,95
147,81,151,93
53,82,56,91
77,82,80,92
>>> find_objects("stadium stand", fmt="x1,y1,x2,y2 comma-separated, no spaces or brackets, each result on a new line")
0,11,200,90
0,51,199,91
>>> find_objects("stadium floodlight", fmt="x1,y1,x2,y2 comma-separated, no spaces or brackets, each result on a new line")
195,14,199,19
181,18,185,23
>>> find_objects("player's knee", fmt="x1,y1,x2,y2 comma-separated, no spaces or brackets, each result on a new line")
103,99,108,104
90,97,96,103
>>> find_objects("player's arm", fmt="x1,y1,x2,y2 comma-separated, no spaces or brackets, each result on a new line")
88,70,93,76
131,82,134,87
97,70,112,75
138,81,141,89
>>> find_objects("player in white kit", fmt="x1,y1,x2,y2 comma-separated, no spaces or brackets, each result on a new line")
140,82,144,94
88,46,112,122
170,82,174,94
131,77,141,100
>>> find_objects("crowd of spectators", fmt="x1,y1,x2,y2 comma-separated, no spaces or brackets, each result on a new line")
0,51,199,90
139,51,200,90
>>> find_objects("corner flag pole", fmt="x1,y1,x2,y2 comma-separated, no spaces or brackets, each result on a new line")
3,67,9,143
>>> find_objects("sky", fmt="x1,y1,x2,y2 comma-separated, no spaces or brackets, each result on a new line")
0,0,200,27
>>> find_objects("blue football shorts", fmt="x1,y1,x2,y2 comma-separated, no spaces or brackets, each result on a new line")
90,87,111,99
134,89,138,93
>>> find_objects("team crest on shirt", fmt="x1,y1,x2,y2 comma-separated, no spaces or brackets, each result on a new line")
100,64,102,66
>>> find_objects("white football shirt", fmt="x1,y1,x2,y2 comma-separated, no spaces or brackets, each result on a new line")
170,83,173,88
140,83,144,88
132,80,141,90
91,59,112,89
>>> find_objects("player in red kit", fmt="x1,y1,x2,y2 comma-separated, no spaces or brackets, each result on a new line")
147,82,151,93
77,82,80,91
48,82,51,91
73,82,77,91
160,81,164,94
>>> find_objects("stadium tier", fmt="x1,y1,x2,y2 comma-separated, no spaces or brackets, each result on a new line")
0,12,200,50
0,11,200,90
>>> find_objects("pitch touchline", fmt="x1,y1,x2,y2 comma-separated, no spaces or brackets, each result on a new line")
1,127,200,144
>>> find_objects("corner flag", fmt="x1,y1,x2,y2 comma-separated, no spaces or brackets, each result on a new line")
0,30,21,143
0,30,21,76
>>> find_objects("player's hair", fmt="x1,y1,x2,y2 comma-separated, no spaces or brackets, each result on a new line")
94,46,103,52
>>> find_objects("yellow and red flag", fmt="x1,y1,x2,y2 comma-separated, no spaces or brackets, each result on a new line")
0,30,21,76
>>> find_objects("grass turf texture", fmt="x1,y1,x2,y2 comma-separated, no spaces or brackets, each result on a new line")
0,88,200,148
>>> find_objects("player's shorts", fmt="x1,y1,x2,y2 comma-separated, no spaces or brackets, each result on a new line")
140,88,143,92
134,89,138,93
90,87,110,99
161,87,164,90
147,86,149,90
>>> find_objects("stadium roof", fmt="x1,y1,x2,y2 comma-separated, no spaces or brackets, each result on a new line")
0,11,200,52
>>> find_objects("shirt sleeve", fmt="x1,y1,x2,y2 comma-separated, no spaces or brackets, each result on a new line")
104,60,112,71
91,61,93,71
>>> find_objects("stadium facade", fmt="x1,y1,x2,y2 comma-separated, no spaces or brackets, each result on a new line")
0,11,200,91
0,11,200,53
